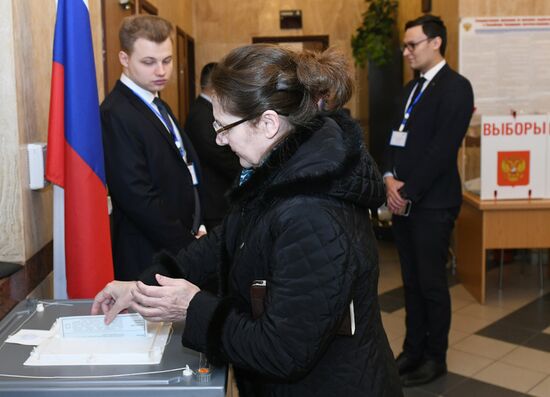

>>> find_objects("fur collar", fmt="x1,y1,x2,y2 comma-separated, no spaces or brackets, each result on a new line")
227,110,366,207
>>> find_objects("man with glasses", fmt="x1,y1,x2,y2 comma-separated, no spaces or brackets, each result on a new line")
185,63,240,230
383,14,474,386
101,15,202,281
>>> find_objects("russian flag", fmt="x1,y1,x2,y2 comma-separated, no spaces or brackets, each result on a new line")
46,0,114,298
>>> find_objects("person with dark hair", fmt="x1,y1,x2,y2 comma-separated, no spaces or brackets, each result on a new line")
185,62,240,230
383,14,474,386
92,43,403,397
101,15,203,281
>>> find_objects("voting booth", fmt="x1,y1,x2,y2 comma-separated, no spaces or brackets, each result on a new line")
0,300,226,396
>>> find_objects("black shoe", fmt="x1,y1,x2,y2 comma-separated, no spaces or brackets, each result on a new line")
400,359,447,387
395,352,423,375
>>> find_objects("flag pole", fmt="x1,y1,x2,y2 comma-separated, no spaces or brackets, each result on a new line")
53,185,67,299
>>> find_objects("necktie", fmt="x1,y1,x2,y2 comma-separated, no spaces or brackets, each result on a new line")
410,77,427,105
153,97,175,135
153,97,186,160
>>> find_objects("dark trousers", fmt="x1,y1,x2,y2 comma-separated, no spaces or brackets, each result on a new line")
392,207,459,363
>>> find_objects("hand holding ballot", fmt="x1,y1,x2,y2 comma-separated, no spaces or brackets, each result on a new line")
91,281,137,324
91,275,200,325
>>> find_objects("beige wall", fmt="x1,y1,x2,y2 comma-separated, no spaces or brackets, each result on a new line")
147,0,194,113
0,0,24,263
460,0,550,16
192,0,368,118
0,0,104,264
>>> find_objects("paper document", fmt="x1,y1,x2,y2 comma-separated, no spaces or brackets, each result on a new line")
6,330,53,346
60,313,146,338
24,320,171,366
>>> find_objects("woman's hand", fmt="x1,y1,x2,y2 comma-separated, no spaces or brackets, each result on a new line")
130,274,201,323
91,281,137,324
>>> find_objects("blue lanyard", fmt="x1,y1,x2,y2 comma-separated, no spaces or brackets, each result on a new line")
126,87,171,128
398,82,427,132
127,87,187,160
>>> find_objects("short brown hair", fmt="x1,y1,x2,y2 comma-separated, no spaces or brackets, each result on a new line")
119,15,173,54
211,44,353,128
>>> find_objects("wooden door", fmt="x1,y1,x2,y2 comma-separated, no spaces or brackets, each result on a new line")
101,0,157,96
101,0,134,95
138,0,158,15
176,28,195,125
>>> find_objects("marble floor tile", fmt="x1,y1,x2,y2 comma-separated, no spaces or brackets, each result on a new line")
448,328,470,346
525,332,550,353
444,377,532,397
381,312,406,341
452,334,517,360
473,361,547,393
449,284,477,303
446,348,493,377
501,346,550,374
529,375,550,397
450,312,495,334
455,301,514,322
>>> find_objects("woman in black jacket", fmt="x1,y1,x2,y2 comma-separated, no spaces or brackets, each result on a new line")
92,44,402,397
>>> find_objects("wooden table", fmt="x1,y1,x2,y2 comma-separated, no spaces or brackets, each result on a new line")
455,191,550,303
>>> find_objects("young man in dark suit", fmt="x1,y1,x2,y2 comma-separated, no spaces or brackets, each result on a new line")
383,15,474,386
184,63,240,230
101,15,202,281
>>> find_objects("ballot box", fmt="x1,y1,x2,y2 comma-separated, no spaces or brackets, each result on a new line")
0,299,226,396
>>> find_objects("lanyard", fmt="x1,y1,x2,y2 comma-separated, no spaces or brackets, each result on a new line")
398,81,427,132
126,86,170,128
127,87,187,161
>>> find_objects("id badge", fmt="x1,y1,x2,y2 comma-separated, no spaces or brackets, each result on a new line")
390,130,408,147
187,163,199,186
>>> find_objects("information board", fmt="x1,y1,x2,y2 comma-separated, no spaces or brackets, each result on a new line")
459,16,550,116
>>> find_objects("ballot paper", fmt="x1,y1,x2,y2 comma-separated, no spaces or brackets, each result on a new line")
22,314,172,366
60,313,146,338
6,329,53,346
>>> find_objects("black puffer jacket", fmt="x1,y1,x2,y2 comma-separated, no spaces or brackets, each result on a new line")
145,112,402,397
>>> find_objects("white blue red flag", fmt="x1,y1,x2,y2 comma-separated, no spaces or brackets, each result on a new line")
46,0,113,298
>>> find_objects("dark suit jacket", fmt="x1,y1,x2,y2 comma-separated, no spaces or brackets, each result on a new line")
101,80,202,280
184,95,240,230
384,64,474,209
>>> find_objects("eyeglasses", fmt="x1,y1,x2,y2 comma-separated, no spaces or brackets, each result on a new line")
212,117,252,136
401,37,431,52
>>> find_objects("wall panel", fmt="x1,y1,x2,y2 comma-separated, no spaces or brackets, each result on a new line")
147,0,194,116
0,0,104,264
460,0,550,16
0,0,24,263
193,0,368,118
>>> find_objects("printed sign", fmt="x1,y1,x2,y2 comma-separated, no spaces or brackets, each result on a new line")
497,151,530,186
481,115,549,199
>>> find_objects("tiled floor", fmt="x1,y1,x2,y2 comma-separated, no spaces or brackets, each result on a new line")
378,240,550,396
